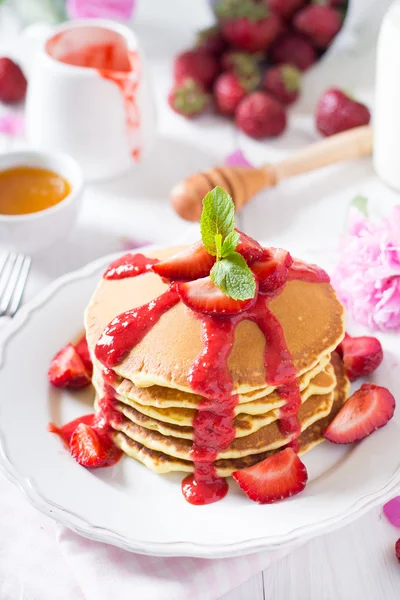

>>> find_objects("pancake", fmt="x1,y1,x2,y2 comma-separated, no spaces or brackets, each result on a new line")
111,353,349,476
105,354,331,408
93,354,331,421
112,363,336,436
111,389,334,460
297,352,350,454
85,247,344,394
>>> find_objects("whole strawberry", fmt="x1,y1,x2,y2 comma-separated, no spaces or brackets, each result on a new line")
214,71,259,116
196,26,226,55
315,88,371,137
294,5,342,49
0,58,27,104
235,91,286,139
215,0,282,53
264,64,301,106
168,78,210,118
174,49,219,90
270,33,317,71
267,0,307,21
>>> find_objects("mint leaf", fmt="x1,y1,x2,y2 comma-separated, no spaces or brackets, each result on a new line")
200,187,235,255
221,230,240,258
210,252,256,300
215,233,223,260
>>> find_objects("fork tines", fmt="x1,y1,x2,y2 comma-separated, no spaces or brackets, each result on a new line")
0,252,31,317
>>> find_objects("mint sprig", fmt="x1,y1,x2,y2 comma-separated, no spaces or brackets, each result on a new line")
201,186,235,255
200,187,256,301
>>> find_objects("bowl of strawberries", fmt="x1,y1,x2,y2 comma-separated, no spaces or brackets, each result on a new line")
168,0,376,140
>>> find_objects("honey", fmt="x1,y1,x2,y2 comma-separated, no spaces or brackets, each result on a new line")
0,166,71,216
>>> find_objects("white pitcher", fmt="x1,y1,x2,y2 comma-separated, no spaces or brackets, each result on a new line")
23,19,156,182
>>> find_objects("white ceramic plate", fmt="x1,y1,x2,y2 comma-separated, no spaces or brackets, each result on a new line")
0,248,399,558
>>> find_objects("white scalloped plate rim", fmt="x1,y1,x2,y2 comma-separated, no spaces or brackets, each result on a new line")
0,246,399,558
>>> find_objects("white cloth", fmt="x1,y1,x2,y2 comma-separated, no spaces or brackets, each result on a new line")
0,470,293,600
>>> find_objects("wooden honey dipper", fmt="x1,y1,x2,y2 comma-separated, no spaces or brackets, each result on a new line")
171,125,373,222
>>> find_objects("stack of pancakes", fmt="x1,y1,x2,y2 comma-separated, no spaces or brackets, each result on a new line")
85,248,349,477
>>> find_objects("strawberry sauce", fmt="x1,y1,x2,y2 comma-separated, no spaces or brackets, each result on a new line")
104,253,158,280
73,252,328,503
98,51,141,160
95,287,180,367
182,317,237,504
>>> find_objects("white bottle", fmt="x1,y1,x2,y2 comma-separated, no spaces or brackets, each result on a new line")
374,1,400,191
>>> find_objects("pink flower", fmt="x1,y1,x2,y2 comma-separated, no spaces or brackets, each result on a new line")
225,149,253,168
331,206,400,331
0,114,24,136
383,496,400,528
66,0,135,20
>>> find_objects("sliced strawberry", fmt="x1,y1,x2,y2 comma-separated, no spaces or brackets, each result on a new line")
338,333,383,382
178,276,256,316
324,383,395,444
235,230,264,264
48,414,96,446
69,423,108,468
251,247,293,294
287,259,330,283
48,344,91,389
75,334,93,375
152,242,215,280
232,448,308,504
396,539,400,563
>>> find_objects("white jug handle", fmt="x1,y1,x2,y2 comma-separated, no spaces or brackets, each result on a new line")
19,23,53,77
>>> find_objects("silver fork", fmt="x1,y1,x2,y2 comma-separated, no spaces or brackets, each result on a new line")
0,252,31,318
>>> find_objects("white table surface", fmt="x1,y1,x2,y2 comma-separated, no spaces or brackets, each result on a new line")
1,1,400,599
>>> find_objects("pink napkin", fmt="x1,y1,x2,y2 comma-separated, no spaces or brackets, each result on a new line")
57,525,292,600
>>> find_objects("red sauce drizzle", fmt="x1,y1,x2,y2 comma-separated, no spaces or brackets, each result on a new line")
104,253,158,280
98,50,142,160
180,295,304,504
95,287,180,368
182,317,236,505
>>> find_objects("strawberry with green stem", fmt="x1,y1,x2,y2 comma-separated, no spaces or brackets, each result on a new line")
215,0,282,53
173,49,219,90
168,79,210,118
263,64,301,106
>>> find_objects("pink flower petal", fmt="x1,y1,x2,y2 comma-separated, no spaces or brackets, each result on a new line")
383,497,400,527
225,149,253,168
66,0,135,20
0,114,24,136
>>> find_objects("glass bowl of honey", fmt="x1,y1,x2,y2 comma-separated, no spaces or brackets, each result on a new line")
0,150,84,254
